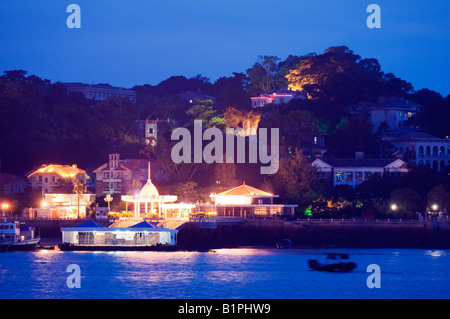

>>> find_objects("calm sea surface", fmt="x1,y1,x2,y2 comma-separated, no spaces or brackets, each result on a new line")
0,247,449,299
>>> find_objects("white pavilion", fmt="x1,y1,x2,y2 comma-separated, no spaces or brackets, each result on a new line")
121,163,195,219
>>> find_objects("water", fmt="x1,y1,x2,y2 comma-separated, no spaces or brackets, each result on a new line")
0,248,449,299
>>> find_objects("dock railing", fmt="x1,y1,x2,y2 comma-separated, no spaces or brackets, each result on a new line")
293,217,447,224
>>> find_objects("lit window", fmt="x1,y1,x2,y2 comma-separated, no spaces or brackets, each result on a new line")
344,172,353,182
336,172,344,182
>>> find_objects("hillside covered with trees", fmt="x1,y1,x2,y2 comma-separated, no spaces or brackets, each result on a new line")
1,46,449,217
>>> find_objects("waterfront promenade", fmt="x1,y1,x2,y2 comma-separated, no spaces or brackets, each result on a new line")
20,216,450,250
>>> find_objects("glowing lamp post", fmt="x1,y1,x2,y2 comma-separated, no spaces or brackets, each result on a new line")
431,204,439,211
1,203,9,220
104,194,113,212
390,204,398,211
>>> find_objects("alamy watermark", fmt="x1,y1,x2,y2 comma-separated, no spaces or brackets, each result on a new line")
171,120,279,175
366,264,381,288
366,4,381,29
66,264,81,288
66,4,81,29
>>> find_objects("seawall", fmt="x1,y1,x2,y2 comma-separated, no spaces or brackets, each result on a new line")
24,219,450,249
176,220,450,250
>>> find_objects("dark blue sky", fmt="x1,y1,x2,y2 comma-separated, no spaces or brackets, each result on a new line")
1,1,449,95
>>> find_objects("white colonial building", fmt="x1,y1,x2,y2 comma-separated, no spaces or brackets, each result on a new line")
389,132,450,171
63,82,137,103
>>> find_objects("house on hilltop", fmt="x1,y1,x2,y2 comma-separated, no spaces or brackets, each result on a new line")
354,96,421,133
251,89,305,108
63,82,137,103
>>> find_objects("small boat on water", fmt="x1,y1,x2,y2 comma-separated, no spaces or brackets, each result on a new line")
308,253,356,272
0,214,40,252
276,238,293,249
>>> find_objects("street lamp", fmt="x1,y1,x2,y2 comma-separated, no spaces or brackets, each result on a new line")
431,204,439,211
1,203,9,220
104,194,113,212
390,204,398,211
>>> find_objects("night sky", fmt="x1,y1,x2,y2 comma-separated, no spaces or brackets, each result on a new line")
0,0,449,95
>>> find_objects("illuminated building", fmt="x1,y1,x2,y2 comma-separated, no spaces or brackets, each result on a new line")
60,220,178,250
312,155,409,188
251,89,304,108
27,164,89,195
28,186,95,219
121,163,195,219
207,182,297,218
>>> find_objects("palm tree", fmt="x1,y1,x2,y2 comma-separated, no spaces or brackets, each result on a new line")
73,179,87,219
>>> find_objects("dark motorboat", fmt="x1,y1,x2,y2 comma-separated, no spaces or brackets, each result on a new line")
308,253,356,272
276,238,293,249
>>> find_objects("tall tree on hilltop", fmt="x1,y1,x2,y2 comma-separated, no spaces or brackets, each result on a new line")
246,55,284,96
285,46,413,105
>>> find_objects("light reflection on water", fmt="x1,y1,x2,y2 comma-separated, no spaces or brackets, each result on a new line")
0,248,449,299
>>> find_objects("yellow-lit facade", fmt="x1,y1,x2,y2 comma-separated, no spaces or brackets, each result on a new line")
27,164,89,194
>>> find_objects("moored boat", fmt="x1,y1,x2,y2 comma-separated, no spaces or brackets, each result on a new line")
0,214,40,252
276,238,293,249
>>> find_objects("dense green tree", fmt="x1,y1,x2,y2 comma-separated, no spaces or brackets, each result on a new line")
133,75,213,98
427,185,450,214
326,113,381,158
214,162,238,188
212,72,250,112
412,95,450,138
259,107,316,152
389,188,423,218
270,149,319,203
246,55,284,96
186,99,225,129
0,70,142,174
286,46,413,105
